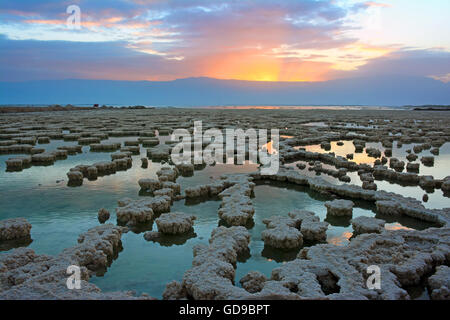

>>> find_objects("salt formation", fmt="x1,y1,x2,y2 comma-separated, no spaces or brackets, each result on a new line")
98,208,110,224
325,199,354,217
250,169,449,226
162,181,181,196
421,156,434,166
218,192,255,226
300,217,329,241
5,156,31,171
428,265,450,300
90,142,121,152
239,271,268,293
138,178,161,191
218,179,255,226
0,224,150,299
155,212,196,234
142,138,159,147
261,223,303,249
157,166,179,182
116,203,154,226
166,226,450,300
176,163,195,176
58,145,82,154
442,176,450,193
2,106,450,301
261,210,329,248
141,158,148,168
31,152,56,164
185,185,211,198
0,218,32,241
162,226,251,300
147,144,171,161
67,170,84,185
351,216,385,234
117,196,171,216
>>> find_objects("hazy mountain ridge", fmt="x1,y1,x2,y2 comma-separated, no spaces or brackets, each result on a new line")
1,76,449,106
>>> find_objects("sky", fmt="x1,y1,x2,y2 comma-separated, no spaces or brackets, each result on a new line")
0,0,449,83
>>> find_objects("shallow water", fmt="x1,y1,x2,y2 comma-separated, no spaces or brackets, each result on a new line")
0,136,443,298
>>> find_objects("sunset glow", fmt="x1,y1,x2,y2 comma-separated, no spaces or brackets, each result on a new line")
0,0,449,82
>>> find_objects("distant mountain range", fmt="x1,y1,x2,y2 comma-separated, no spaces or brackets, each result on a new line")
1,76,449,106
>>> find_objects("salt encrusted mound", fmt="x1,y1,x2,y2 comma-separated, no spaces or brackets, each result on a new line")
155,212,196,235
87,166,98,179
162,226,251,300
351,216,385,234
325,199,354,217
442,176,450,193
216,176,256,226
31,152,56,164
262,226,303,249
185,184,212,198
0,218,32,241
218,193,255,226
168,224,440,300
97,208,110,224
5,156,32,170
261,214,302,249
300,219,329,242
90,142,121,152
116,203,154,226
288,210,317,224
267,227,450,300
141,157,148,168
263,215,300,229
117,196,171,215
61,224,123,271
176,163,194,176
147,144,171,160
427,265,450,300
162,181,181,195
240,271,268,293
138,178,161,191
142,138,159,147
261,210,329,246
157,167,179,182
0,224,150,299
67,170,83,183
162,281,187,300
154,188,175,199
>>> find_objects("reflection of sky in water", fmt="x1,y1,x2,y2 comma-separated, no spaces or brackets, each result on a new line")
0,136,444,297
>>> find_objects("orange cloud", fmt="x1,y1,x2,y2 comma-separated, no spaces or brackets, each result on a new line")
195,48,331,82
364,2,392,8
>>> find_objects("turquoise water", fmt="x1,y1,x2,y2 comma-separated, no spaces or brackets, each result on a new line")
0,137,440,298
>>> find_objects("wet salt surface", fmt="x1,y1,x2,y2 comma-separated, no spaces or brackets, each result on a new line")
291,140,450,209
0,136,443,298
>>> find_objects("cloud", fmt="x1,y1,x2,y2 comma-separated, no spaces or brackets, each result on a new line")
0,0,448,82
331,48,450,81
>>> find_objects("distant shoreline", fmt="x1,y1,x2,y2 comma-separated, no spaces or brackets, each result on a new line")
0,104,403,113
408,105,450,111
0,105,153,113
1,104,448,113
